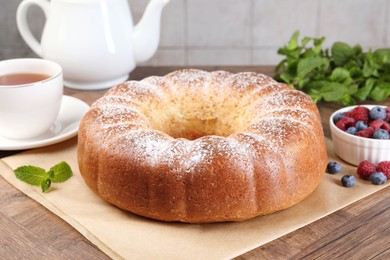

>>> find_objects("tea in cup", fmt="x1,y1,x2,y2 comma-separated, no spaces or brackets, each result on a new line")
0,58,63,139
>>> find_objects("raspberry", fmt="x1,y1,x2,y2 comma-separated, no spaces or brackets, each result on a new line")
357,160,376,180
369,119,383,130
336,117,356,131
383,123,390,131
344,112,352,117
356,126,375,138
351,106,370,122
376,161,390,179
369,119,390,131
385,107,390,122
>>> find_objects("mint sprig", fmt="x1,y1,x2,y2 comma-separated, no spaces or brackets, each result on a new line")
14,161,72,192
274,31,390,105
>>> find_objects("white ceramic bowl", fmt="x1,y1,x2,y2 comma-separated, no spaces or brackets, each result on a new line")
330,105,390,166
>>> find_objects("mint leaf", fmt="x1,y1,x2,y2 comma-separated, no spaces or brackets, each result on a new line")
348,66,363,79
274,31,390,105
49,161,72,183
308,92,322,103
297,57,326,79
363,51,381,77
374,48,390,64
340,95,356,106
329,67,350,83
301,36,311,47
369,81,390,101
353,44,363,56
286,31,300,51
14,166,48,186
321,82,350,102
313,36,326,54
41,179,51,193
369,86,387,101
14,161,72,192
279,71,295,84
354,78,375,101
332,42,354,66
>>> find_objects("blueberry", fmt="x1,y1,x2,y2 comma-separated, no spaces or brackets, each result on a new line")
369,172,387,185
370,106,387,120
373,129,389,139
327,162,342,174
333,112,346,124
345,127,357,135
341,175,356,187
355,121,368,131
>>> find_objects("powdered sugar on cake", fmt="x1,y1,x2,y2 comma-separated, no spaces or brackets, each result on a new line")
87,69,321,170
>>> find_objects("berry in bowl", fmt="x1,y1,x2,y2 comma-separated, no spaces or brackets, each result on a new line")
330,105,390,166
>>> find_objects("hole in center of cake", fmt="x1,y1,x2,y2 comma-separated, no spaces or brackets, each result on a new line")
167,118,221,140
149,113,242,140
143,90,250,140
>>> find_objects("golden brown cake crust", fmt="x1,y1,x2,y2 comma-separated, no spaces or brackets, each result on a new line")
77,69,328,223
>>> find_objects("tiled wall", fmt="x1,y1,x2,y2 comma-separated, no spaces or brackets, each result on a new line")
1,0,389,66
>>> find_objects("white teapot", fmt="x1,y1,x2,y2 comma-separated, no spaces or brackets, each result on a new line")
17,0,170,90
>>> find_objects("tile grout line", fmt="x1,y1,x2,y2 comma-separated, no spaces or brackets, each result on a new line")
384,0,389,45
184,0,189,66
250,0,254,65
316,0,322,37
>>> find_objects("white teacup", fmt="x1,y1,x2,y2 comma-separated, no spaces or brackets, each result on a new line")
0,58,63,139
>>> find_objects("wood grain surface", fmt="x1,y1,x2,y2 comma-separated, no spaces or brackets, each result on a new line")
1,66,390,259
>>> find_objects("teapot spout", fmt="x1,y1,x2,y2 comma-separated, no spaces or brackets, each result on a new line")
133,0,170,64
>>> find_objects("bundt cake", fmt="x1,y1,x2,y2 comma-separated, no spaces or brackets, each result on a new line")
77,69,328,223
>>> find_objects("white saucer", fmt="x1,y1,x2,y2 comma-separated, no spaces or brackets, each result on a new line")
0,95,89,151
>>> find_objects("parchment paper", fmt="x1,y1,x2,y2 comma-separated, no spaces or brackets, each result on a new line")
0,138,389,259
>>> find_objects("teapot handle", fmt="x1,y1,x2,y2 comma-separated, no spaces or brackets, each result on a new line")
16,0,50,57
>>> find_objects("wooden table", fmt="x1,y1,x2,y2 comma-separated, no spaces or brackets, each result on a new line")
1,66,390,259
